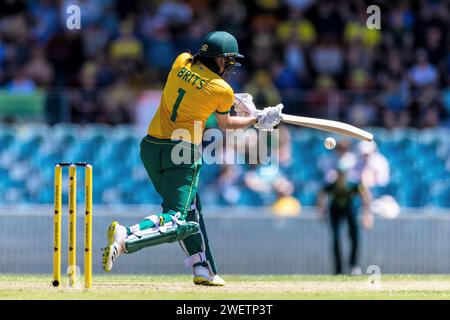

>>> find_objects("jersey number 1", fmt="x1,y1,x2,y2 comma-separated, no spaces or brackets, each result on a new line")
170,88,186,122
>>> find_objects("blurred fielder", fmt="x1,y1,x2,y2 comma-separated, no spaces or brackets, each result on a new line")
102,31,283,285
317,166,373,275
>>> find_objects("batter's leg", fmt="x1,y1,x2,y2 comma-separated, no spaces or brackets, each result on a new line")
179,194,224,286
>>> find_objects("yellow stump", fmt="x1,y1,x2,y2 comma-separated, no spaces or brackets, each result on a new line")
52,165,62,287
68,165,77,287
84,164,93,289
53,162,93,288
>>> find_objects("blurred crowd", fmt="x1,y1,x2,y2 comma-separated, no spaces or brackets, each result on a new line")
1,0,450,129
201,125,391,214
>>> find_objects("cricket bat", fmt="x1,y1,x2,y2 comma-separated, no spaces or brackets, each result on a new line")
281,114,374,142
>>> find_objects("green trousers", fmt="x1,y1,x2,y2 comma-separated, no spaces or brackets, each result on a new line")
140,135,202,216
128,135,218,273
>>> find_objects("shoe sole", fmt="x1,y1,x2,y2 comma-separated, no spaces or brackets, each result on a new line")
193,276,225,286
102,221,118,272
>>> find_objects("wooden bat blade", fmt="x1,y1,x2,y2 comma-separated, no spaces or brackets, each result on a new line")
281,114,373,142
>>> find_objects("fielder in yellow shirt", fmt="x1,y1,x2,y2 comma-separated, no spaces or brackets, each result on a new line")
102,31,283,286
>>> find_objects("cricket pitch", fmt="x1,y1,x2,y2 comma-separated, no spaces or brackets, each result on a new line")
1,274,450,300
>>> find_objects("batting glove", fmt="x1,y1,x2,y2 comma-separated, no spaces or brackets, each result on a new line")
233,93,257,117
254,103,284,131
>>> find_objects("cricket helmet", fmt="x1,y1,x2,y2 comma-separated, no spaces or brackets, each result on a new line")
198,31,244,59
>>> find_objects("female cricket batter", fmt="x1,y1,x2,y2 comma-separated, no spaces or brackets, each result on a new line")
102,31,283,285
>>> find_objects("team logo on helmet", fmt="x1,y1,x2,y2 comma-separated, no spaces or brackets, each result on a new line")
201,44,208,52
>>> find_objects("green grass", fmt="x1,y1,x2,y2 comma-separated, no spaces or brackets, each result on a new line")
1,274,450,300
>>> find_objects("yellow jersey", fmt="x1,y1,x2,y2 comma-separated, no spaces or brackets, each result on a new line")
148,52,234,144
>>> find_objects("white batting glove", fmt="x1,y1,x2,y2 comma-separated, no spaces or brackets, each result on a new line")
254,103,284,131
233,93,256,117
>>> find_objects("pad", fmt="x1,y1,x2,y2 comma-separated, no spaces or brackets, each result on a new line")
125,215,200,254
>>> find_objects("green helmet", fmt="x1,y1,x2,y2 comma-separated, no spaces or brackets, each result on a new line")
198,31,244,59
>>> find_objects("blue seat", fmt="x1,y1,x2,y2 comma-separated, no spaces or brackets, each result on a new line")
428,193,450,207
1,124,449,208
37,189,54,203
0,132,14,152
298,192,316,206
396,187,424,207
201,164,221,184
237,188,264,206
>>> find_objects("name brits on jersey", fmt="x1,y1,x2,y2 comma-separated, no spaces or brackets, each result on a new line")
177,67,206,89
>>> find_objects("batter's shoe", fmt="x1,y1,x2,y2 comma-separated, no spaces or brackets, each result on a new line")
193,266,226,286
102,221,127,272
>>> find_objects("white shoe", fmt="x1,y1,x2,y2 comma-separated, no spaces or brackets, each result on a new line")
102,221,127,272
193,266,225,286
350,266,362,276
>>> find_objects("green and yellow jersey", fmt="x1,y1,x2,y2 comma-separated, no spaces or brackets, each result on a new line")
148,52,234,144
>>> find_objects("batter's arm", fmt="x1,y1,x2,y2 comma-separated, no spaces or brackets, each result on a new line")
215,112,258,130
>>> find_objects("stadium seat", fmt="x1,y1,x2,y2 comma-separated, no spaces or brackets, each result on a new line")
0,124,449,208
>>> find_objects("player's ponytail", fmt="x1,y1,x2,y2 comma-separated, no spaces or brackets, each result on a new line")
187,53,199,66
187,51,221,75
196,55,221,75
